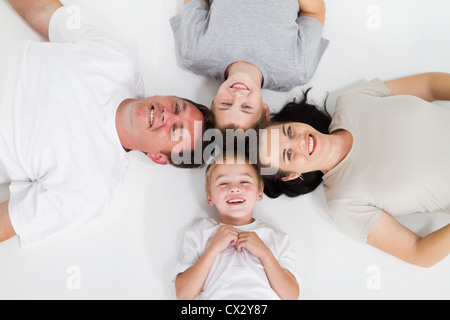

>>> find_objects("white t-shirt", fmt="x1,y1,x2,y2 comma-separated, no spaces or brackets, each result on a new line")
0,7,144,246
324,78,450,242
173,218,301,300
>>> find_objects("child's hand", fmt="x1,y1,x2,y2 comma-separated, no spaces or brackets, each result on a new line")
208,225,239,254
235,232,270,258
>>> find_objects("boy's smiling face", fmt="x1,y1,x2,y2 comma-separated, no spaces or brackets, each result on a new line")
212,74,269,130
207,162,263,225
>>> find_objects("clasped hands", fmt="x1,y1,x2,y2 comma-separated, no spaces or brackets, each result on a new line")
209,224,270,259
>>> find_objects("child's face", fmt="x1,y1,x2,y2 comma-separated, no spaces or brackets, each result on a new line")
207,162,263,225
212,75,269,129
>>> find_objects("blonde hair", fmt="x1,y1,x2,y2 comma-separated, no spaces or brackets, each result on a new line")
205,153,264,197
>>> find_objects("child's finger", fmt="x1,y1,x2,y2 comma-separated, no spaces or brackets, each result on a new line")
235,237,246,252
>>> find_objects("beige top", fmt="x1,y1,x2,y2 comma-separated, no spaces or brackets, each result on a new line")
323,78,450,242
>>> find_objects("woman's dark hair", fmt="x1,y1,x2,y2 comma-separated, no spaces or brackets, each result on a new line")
261,88,332,199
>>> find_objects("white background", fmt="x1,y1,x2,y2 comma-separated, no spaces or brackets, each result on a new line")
0,0,449,299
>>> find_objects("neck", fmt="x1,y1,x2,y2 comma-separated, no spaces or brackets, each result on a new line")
225,61,264,87
220,213,254,226
322,130,353,174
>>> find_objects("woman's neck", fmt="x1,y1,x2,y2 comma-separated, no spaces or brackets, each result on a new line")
322,129,353,174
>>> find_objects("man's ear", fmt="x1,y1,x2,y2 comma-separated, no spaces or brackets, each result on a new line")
281,173,301,182
263,103,270,122
147,153,170,165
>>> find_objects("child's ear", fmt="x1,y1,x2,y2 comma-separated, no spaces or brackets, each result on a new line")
263,103,270,122
206,194,215,206
147,153,170,165
257,190,264,202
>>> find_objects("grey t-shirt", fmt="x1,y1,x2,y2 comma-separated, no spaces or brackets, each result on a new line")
170,0,329,91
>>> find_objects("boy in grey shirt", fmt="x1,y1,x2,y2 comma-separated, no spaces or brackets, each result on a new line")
171,0,329,130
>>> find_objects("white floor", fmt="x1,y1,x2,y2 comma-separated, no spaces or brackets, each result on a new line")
0,0,449,299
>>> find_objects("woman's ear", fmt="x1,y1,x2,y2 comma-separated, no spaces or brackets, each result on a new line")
281,173,301,182
263,103,270,122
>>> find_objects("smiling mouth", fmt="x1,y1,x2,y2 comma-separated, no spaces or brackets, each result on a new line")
308,134,317,155
230,82,249,90
149,106,154,128
227,198,246,205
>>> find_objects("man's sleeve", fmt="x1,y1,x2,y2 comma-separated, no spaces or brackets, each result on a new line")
8,180,107,247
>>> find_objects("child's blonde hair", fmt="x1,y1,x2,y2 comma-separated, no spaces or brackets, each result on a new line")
205,153,264,197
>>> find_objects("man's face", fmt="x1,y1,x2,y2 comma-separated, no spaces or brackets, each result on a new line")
116,96,204,164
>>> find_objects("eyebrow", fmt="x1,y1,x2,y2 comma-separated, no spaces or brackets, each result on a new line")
241,173,255,179
214,172,255,181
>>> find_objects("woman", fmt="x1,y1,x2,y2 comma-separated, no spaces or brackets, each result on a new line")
259,72,450,267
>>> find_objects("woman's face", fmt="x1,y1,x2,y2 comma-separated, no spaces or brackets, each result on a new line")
259,122,332,178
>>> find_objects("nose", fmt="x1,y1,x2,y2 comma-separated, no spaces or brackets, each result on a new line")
230,89,249,98
161,108,175,125
229,185,241,194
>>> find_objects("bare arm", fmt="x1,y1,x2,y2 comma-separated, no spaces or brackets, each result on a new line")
0,201,16,243
175,225,238,300
175,245,219,300
367,212,450,268
385,72,450,102
8,0,63,39
298,0,326,25
260,252,300,300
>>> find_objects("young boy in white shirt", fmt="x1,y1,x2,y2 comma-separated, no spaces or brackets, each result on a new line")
173,154,301,300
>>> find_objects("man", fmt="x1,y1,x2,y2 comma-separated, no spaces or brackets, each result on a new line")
0,0,214,246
